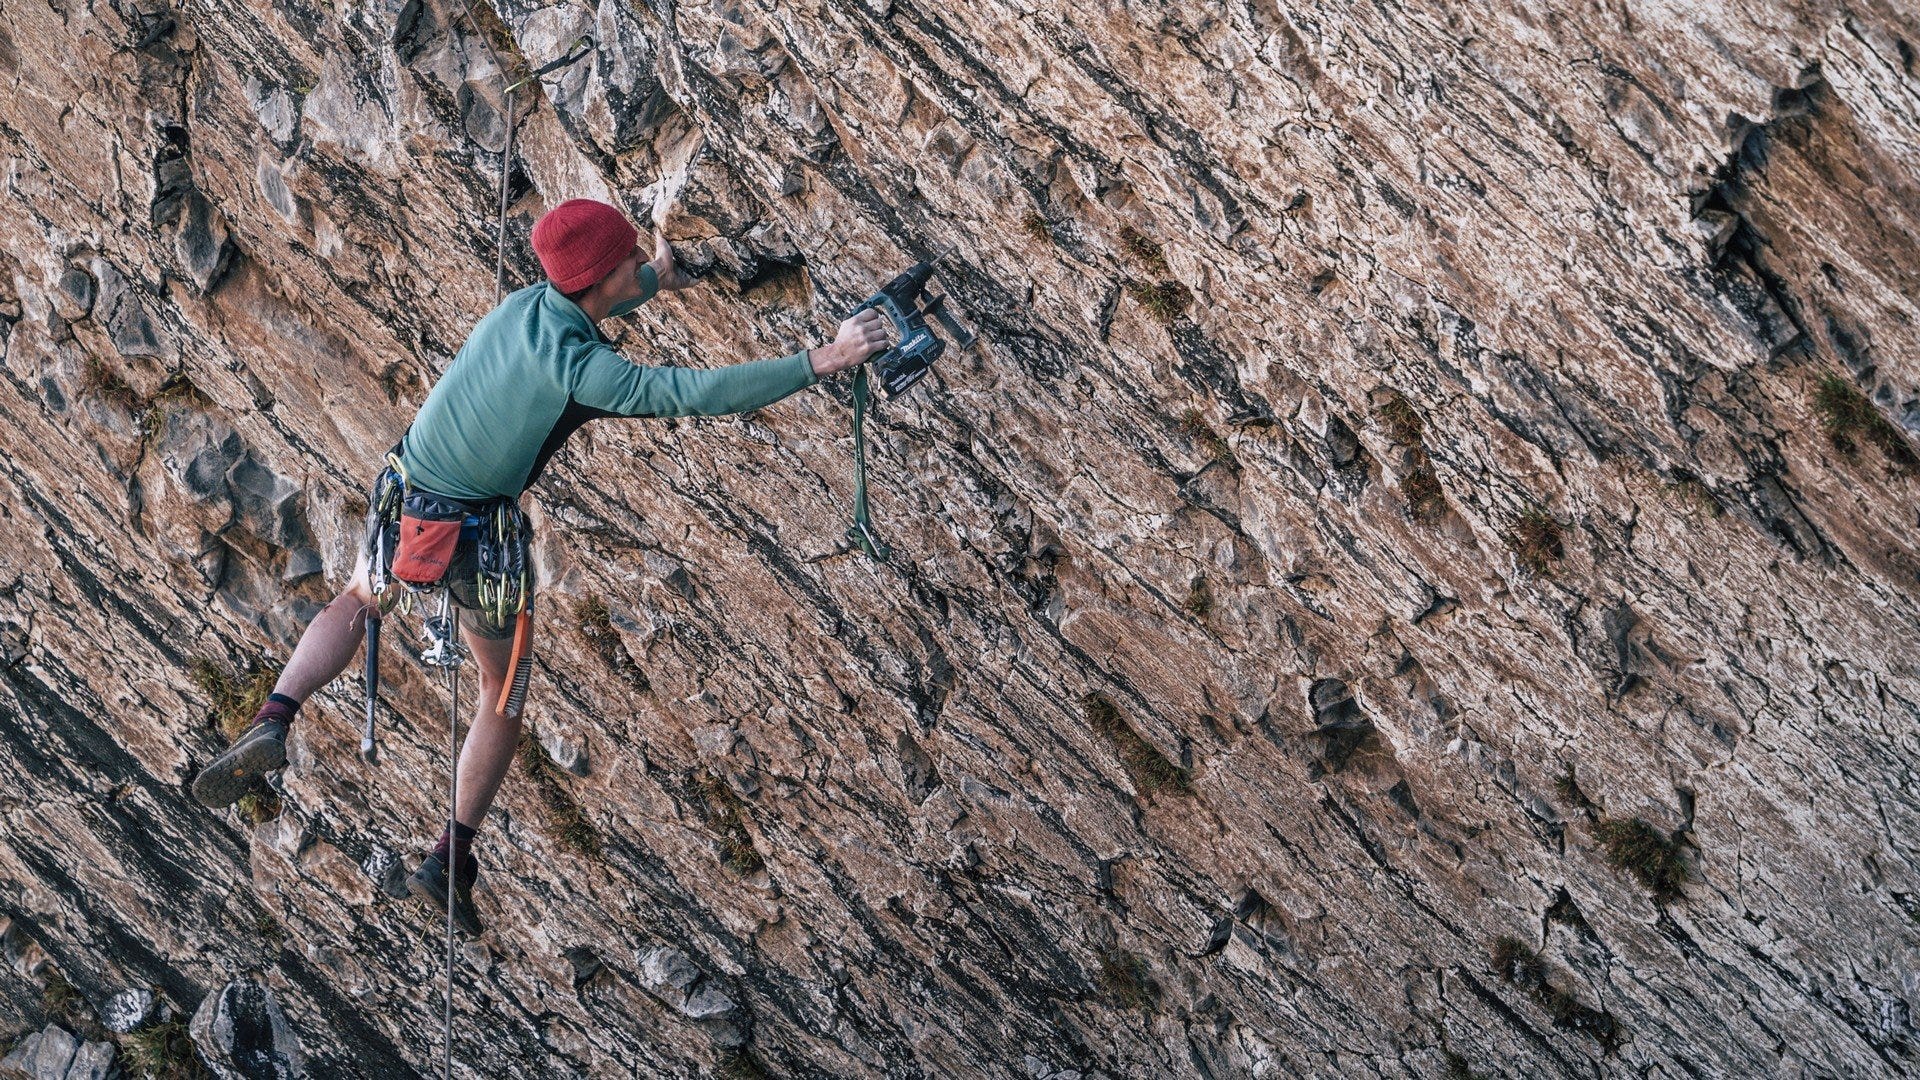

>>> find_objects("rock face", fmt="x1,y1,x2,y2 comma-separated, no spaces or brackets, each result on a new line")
0,1024,115,1080
1,1,1917,1077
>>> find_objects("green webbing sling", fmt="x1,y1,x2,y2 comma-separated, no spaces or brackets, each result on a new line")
847,366,890,561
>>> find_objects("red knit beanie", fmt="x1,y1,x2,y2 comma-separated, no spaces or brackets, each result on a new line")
532,199,639,293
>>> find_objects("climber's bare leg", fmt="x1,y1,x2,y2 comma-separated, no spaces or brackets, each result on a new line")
272,548,377,703
452,627,519,830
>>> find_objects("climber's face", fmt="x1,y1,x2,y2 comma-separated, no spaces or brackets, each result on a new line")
605,247,645,303
582,245,649,321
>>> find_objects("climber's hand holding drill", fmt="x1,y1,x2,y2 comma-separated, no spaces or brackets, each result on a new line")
810,307,889,378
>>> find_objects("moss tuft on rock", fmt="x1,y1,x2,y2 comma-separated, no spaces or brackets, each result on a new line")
236,790,281,825
187,657,282,742
518,730,601,858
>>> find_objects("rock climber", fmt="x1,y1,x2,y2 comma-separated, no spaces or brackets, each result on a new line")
191,198,889,933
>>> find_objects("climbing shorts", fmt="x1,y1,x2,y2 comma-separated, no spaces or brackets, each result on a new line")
365,465,533,641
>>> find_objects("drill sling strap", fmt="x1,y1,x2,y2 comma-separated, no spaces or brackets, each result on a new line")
847,366,889,561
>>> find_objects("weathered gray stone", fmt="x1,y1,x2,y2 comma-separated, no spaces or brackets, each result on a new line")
50,267,92,322
174,191,235,294
254,156,298,224
189,980,304,1080
100,986,155,1034
86,259,163,357
0,1024,109,1080
538,729,590,776
60,1038,113,1080
243,76,297,145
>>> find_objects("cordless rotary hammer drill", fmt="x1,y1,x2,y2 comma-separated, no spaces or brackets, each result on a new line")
844,254,974,560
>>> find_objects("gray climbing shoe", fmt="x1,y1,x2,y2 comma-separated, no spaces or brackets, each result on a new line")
191,718,289,809
408,853,482,936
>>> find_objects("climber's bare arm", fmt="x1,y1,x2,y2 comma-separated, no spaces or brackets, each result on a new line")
642,229,884,376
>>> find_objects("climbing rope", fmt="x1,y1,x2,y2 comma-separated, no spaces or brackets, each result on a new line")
382,8,593,1076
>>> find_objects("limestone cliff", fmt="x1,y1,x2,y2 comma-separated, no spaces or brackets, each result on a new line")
2,0,1918,1076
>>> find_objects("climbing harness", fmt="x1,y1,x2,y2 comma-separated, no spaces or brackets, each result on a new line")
356,9,593,1076
843,254,975,560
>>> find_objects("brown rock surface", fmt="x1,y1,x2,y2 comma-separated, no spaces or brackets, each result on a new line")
2,0,1918,1076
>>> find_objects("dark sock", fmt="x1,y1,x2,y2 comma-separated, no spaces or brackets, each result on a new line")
431,820,479,868
253,694,301,728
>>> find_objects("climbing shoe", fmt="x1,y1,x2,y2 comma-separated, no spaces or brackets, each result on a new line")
191,718,289,809
408,852,482,936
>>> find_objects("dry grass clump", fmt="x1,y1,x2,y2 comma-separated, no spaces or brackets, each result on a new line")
1095,947,1157,1010
120,1019,212,1079
1507,510,1564,574
81,358,142,412
1082,693,1191,797
576,596,649,690
1178,408,1233,463
1666,478,1723,518
695,770,765,874
518,730,601,857
41,966,83,1017
1375,391,1447,523
1376,393,1424,445
1490,936,1620,1047
1127,280,1192,322
463,0,530,79
1402,467,1446,522
716,1050,769,1080
1118,227,1171,276
1813,373,1916,468
1552,764,1595,812
1183,575,1213,618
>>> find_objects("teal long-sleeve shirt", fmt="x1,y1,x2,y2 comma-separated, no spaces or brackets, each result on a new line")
399,270,818,500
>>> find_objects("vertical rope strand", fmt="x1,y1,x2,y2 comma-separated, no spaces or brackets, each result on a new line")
444,603,461,1080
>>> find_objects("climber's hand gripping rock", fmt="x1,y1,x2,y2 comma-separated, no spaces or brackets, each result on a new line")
647,229,695,292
